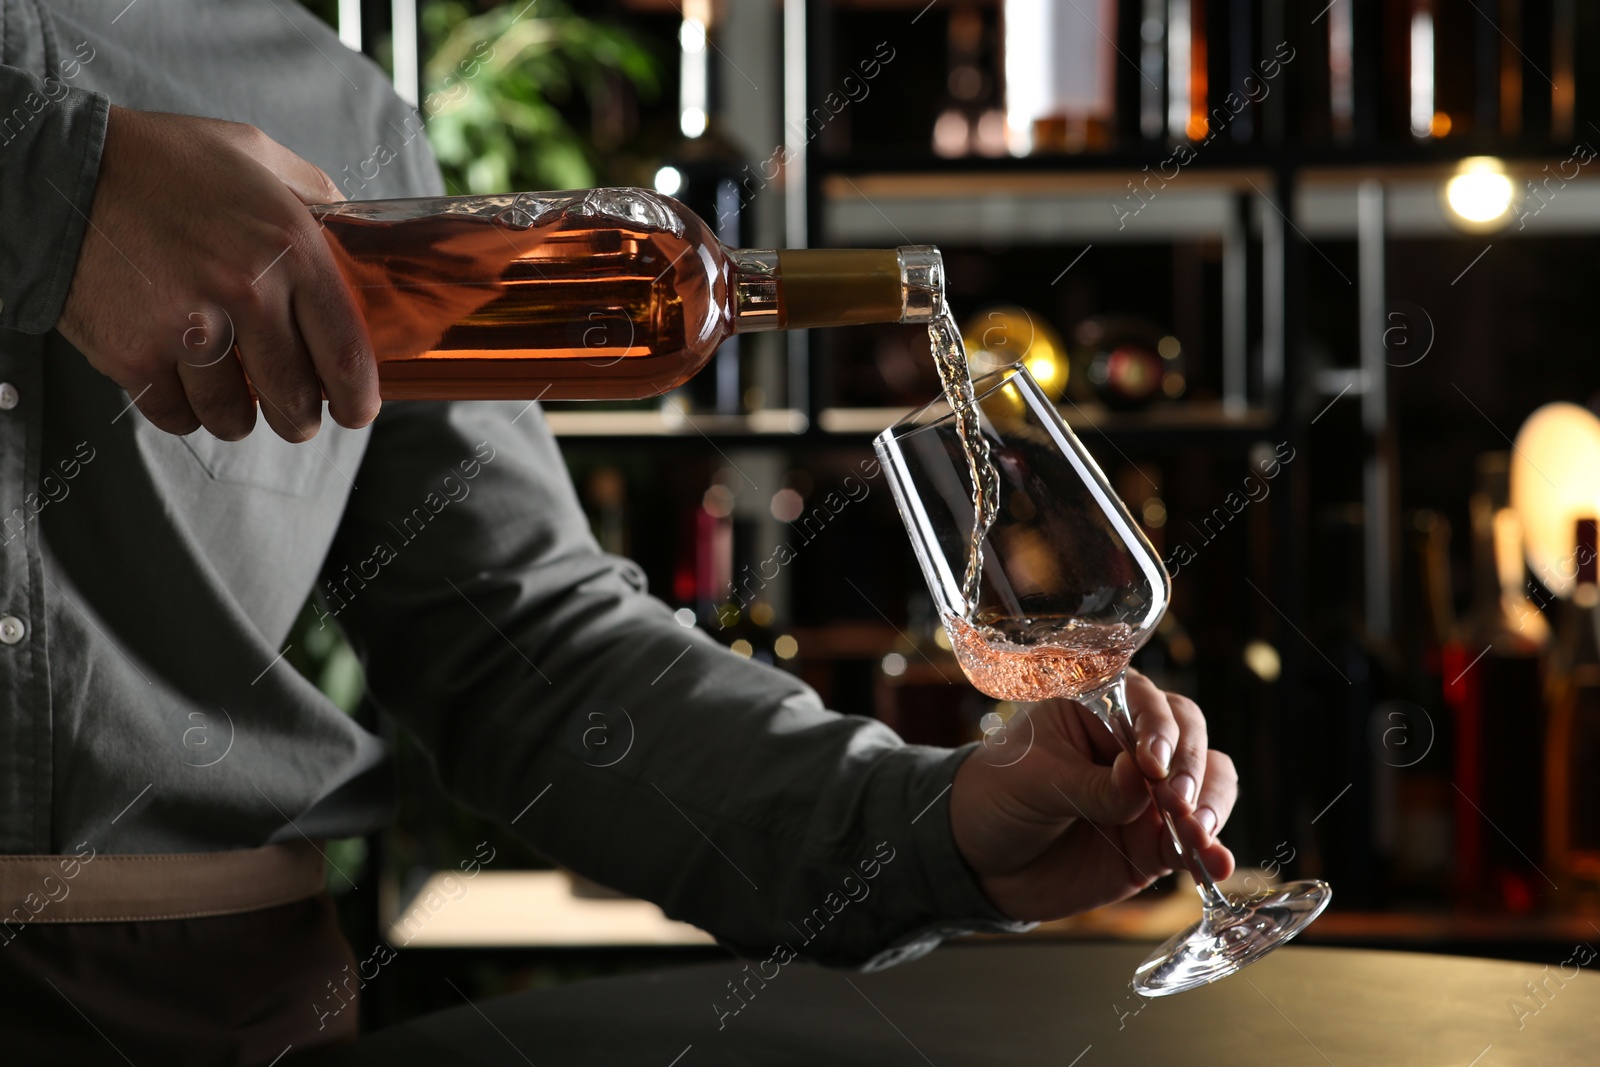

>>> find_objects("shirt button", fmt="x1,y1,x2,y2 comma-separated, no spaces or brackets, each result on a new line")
0,616,25,645
0,383,17,410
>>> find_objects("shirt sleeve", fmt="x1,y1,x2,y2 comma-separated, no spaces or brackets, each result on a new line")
0,63,109,334
324,400,1034,969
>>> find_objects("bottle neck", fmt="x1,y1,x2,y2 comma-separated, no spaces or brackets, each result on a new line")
731,247,943,333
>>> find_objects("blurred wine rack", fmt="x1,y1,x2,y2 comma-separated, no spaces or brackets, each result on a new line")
325,2,1600,1006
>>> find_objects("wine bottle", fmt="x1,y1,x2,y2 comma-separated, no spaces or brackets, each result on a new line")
1383,509,1455,899
1545,516,1600,899
932,3,1003,158
1003,0,1116,154
1445,454,1550,911
309,190,942,400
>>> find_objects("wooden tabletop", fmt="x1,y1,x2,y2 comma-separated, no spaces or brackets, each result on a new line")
302,941,1600,1065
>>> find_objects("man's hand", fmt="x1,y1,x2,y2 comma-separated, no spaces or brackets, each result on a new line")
949,670,1238,921
56,105,377,442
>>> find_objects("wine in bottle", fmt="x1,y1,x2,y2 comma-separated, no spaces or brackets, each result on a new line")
309,189,941,401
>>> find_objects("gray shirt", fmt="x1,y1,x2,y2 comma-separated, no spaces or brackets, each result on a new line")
0,0,1025,969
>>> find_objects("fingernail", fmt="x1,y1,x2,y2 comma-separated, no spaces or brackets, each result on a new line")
1149,737,1172,776
1172,773,1197,807
1197,806,1217,837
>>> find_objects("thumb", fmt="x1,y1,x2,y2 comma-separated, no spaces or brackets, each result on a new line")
1054,751,1150,827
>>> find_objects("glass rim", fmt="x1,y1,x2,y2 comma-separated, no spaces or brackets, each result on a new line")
876,361,1036,443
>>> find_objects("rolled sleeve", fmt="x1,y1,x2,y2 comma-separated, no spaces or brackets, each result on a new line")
0,64,109,334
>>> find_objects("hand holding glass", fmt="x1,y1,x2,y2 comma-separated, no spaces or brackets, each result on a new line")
875,363,1331,996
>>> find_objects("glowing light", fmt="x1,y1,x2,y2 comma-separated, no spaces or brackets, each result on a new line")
1243,640,1281,683
1510,402,1600,599
1410,11,1435,139
774,634,799,659
750,602,774,627
730,639,753,658
962,305,1068,401
673,607,697,628
932,109,971,158
881,652,907,677
770,488,804,522
677,12,708,140
702,484,734,518
653,166,683,196
1444,157,1515,229
678,18,706,53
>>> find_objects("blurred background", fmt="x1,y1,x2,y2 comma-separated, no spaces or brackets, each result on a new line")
294,0,1600,1029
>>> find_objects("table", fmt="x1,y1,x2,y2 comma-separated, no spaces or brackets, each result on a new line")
302,942,1600,1065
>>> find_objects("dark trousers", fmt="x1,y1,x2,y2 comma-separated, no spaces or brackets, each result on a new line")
0,892,358,1065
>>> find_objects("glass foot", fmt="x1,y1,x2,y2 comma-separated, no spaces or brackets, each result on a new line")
1132,879,1333,998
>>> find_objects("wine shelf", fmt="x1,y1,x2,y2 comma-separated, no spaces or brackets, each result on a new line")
542,407,809,438
822,168,1275,246
817,400,1274,436
545,402,1277,443
823,162,1600,243
1298,166,1600,238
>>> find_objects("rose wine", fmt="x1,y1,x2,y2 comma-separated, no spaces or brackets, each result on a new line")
310,189,941,401
945,614,1141,702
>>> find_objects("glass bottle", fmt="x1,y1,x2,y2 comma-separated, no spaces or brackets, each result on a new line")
308,189,942,401
1545,515,1600,900
1445,453,1550,910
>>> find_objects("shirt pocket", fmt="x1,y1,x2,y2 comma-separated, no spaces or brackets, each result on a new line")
180,425,337,497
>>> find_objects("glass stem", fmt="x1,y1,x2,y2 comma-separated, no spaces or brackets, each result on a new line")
1080,671,1237,916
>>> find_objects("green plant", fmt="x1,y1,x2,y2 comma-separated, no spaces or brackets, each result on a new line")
420,0,659,194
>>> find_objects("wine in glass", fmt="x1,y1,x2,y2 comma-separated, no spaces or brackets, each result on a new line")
875,362,1331,997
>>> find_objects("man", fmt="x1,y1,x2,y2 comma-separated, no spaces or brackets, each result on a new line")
0,1,1237,1062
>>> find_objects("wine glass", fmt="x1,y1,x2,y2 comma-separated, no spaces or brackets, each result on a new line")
874,362,1331,997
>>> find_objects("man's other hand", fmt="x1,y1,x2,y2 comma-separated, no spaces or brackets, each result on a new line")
949,670,1238,921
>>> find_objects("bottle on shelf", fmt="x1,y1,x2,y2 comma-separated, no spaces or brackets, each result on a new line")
931,3,1005,158
583,466,630,557
1002,0,1116,154
1444,453,1551,911
1545,516,1600,902
1382,509,1455,901
655,0,750,416
675,480,734,627
1069,315,1187,411
1552,0,1577,140
1136,0,1167,141
1166,0,1206,142
310,190,942,401
959,305,1069,401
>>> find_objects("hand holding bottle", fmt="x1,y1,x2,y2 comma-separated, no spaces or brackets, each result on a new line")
56,105,378,442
